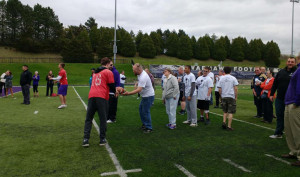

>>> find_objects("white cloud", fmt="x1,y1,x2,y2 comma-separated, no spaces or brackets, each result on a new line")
20,0,300,55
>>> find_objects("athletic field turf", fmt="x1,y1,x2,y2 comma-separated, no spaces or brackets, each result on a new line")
0,86,299,177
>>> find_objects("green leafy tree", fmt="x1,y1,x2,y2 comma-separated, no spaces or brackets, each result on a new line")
264,40,281,67
165,31,179,57
177,35,192,60
139,34,156,58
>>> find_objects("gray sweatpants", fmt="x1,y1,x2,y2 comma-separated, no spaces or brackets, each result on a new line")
186,95,197,124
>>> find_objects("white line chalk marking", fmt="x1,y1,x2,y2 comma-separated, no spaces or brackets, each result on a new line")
34,111,39,114
210,112,275,131
175,164,196,177
73,86,142,177
223,159,252,173
265,154,291,165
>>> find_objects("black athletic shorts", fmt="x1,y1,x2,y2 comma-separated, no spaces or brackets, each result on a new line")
197,100,210,110
179,91,184,101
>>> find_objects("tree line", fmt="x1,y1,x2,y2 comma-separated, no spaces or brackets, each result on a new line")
0,0,281,67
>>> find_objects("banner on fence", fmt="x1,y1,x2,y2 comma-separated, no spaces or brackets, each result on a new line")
149,65,280,79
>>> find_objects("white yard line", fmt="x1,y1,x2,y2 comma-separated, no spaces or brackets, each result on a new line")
72,86,142,177
222,159,252,173
175,164,196,177
265,154,291,165
210,112,275,131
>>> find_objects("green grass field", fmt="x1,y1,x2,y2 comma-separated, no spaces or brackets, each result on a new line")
1,86,299,177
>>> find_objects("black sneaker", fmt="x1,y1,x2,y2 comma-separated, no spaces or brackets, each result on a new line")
143,128,152,133
222,122,227,129
82,139,89,147
178,110,185,115
200,117,204,122
141,124,146,130
99,138,107,146
205,119,210,125
214,106,219,108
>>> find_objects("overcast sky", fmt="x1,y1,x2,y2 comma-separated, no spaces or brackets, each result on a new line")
20,0,300,55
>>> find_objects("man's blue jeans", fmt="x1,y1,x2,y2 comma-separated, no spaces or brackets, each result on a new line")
139,96,154,130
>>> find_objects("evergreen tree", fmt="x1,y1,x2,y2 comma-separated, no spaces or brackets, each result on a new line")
165,31,178,57
177,35,192,60
62,30,94,63
97,27,113,59
224,36,231,58
135,30,143,52
139,34,156,58
150,31,162,55
214,37,227,61
89,26,100,52
0,0,7,44
198,37,210,60
119,31,136,57
6,0,23,43
84,17,97,32
248,39,261,61
203,34,214,58
230,37,244,61
190,36,197,58
264,41,281,67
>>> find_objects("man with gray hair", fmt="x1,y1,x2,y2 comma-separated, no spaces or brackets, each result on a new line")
123,63,155,133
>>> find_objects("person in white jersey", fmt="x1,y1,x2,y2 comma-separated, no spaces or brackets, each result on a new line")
218,66,238,131
120,70,126,88
196,67,214,125
122,63,155,133
214,70,224,108
207,67,215,105
182,65,198,127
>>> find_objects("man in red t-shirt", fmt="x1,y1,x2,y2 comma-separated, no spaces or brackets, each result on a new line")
82,57,118,147
51,63,68,109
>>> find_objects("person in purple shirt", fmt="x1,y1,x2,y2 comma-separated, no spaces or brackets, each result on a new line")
107,62,120,123
32,71,40,97
281,57,300,167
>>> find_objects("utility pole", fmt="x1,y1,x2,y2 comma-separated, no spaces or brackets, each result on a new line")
290,0,299,57
113,0,117,63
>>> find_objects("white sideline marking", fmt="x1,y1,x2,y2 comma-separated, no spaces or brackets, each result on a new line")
72,86,142,177
175,164,196,177
265,154,291,165
210,112,275,131
34,111,39,114
222,159,252,173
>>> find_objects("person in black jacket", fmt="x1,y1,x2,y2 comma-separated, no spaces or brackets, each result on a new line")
20,65,32,105
46,70,54,96
251,67,267,118
269,57,297,138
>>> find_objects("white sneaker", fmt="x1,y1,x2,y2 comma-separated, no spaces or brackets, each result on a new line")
182,120,191,124
269,135,282,139
58,105,66,109
190,123,198,127
107,120,113,123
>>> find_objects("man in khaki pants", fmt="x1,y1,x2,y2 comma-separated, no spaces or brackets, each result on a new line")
282,57,300,167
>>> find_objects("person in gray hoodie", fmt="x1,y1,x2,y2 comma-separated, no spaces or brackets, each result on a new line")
162,68,179,129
